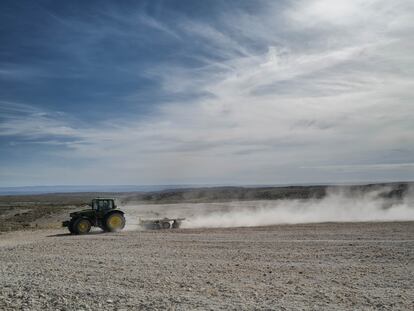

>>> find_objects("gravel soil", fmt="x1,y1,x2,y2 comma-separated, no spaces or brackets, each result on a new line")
0,222,413,310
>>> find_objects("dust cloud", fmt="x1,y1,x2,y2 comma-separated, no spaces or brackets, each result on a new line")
182,186,414,229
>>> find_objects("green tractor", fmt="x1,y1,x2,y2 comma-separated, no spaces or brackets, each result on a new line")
63,198,125,235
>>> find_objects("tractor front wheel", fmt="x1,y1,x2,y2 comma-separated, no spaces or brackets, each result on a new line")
68,219,75,234
104,213,125,232
72,218,91,235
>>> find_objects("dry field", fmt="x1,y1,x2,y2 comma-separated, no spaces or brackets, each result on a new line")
0,221,413,310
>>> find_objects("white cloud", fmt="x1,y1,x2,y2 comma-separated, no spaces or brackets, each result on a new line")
1,0,414,185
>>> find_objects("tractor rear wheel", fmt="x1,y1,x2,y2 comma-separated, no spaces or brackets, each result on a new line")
104,212,125,232
172,220,181,229
72,218,91,235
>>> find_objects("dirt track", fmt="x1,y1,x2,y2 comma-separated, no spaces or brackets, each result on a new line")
0,222,413,310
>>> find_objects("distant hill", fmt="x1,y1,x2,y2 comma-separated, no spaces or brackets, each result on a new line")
119,182,413,204
0,184,195,195
1,182,411,206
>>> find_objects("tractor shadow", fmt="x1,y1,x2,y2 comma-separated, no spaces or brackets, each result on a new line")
47,231,106,238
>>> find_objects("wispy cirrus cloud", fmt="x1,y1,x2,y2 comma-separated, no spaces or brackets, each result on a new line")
1,0,413,186
0,101,78,139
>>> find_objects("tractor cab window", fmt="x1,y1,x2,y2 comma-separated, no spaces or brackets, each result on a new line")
96,200,113,211
98,200,106,210
91,199,114,211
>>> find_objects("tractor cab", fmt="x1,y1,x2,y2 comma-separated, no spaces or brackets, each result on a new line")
91,198,116,212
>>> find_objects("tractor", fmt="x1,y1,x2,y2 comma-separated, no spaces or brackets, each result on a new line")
62,198,125,234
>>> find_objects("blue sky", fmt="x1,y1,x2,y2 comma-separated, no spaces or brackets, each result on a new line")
1,0,414,187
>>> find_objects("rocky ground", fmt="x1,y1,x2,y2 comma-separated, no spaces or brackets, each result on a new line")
0,221,413,310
